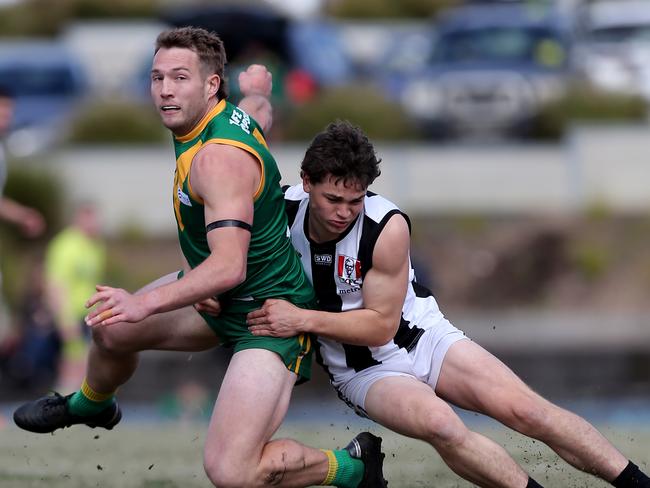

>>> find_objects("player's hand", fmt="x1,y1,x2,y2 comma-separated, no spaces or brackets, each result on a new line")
238,64,272,98
193,296,222,316
246,298,306,337
20,207,45,238
85,285,150,326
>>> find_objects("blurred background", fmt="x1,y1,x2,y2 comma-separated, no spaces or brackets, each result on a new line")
0,0,649,425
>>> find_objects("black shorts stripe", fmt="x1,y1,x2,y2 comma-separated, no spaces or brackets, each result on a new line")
342,344,381,372
412,281,434,298
394,316,425,352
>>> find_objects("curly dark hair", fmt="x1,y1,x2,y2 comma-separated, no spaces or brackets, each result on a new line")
155,26,228,100
301,120,381,188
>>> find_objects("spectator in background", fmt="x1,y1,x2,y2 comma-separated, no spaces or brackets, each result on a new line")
45,203,105,392
2,259,60,389
0,87,48,431
0,85,46,337
0,86,45,237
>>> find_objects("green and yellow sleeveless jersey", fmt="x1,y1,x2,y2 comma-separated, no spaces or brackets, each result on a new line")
172,99,315,314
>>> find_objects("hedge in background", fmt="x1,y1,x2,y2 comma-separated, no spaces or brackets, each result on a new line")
67,100,168,144
0,0,157,37
1,165,64,237
533,84,648,140
327,0,461,19
283,84,421,141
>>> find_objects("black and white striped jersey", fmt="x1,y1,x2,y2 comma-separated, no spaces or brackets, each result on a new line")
284,184,444,387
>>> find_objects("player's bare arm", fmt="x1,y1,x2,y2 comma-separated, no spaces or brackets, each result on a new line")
188,65,272,320
86,143,259,326
179,248,221,317
0,196,45,237
247,214,410,346
237,64,273,133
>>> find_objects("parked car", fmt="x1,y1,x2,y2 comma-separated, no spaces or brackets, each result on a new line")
384,2,574,139
574,0,650,101
0,40,87,156
336,20,434,79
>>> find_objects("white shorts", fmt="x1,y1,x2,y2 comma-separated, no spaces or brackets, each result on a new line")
334,317,468,418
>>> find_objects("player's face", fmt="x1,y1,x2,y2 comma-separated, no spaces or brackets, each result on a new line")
150,47,220,136
304,175,366,243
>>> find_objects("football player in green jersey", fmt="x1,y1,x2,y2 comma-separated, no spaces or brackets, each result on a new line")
14,27,387,488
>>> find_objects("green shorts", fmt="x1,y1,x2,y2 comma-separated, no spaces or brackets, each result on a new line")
200,301,315,383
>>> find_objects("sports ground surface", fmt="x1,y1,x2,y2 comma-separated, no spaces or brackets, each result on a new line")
1,405,648,488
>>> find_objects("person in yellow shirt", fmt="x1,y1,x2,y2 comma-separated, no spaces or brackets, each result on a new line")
45,202,105,391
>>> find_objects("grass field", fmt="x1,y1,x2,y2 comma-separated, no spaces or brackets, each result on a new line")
0,416,648,488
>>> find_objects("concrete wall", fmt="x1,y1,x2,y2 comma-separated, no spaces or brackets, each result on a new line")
6,125,650,400
22,124,650,236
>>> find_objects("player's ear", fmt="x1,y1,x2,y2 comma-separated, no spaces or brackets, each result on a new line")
301,171,312,193
207,74,220,98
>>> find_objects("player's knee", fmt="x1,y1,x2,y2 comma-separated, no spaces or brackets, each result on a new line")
91,326,130,355
204,438,308,487
420,408,469,451
203,442,298,488
257,438,307,486
204,456,249,488
507,398,552,437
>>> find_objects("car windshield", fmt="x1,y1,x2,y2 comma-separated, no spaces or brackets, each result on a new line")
0,65,79,96
589,25,650,43
433,27,566,68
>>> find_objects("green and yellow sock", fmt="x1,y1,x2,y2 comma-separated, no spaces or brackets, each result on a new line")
321,449,364,488
67,379,116,416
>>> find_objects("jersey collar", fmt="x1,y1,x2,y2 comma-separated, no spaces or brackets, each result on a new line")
175,98,227,143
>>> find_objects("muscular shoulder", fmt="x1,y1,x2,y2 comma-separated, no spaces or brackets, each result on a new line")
371,208,411,275
195,143,256,169
191,143,261,200
364,192,408,225
376,213,410,248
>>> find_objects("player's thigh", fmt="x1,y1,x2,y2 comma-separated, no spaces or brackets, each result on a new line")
436,339,543,419
91,272,218,353
204,348,296,465
365,375,466,442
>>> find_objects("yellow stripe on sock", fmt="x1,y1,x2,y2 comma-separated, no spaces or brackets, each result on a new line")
80,379,115,403
321,449,338,486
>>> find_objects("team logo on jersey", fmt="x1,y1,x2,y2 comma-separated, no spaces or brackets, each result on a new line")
177,186,192,206
229,108,251,134
337,255,362,286
314,254,332,265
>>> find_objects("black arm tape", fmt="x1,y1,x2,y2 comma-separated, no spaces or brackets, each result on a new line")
206,219,252,233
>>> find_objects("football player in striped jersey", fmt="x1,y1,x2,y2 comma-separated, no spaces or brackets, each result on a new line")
247,119,649,488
